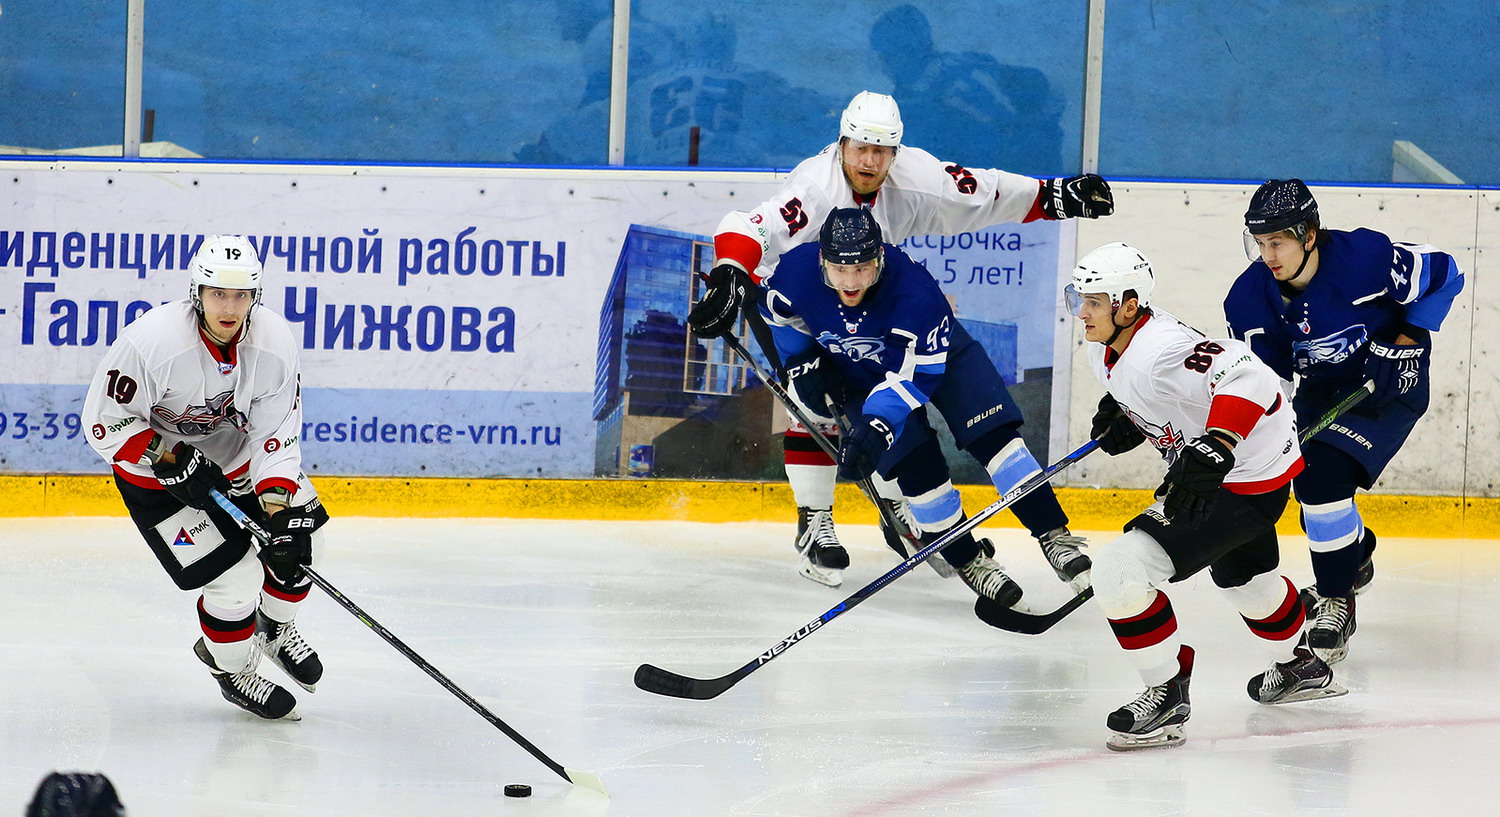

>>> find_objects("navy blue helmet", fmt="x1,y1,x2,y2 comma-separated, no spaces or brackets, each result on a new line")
1244,179,1318,235
820,207,883,265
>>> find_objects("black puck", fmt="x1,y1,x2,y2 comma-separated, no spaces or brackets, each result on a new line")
504,784,532,798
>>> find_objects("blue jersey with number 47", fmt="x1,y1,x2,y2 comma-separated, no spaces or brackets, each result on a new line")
1224,227,1463,392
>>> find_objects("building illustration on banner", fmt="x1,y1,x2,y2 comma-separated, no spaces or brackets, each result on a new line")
594,224,1051,481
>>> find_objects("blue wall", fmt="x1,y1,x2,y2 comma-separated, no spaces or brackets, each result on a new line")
2,1,1493,183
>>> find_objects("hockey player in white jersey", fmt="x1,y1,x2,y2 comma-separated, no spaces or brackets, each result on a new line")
688,90,1110,587
1068,243,1344,751
82,235,328,721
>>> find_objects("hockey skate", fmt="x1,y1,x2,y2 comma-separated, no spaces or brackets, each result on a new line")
1353,529,1377,595
795,507,850,588
257,612,324,692
194,638,300,721
1106,644,1193,751
878,498,955,578
958,552,1023,608
1037,527,1092,593
1247,644,1347,704
1304,592,1356,665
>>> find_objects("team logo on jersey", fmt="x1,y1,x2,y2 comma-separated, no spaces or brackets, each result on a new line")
1297,318,1311,335
170,518,212,547
816,332,885,362
152,389,249,437
1124,407,1185,456
1291,324,1368,372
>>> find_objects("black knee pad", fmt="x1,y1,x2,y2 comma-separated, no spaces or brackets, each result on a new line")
1293,442,1366,506
886,435,951,498
960,423,1024,469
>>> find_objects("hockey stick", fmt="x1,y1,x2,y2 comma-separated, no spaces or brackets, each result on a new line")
633,437,1100,700
718,333,927,565
975,379,1377,636
208,490,608,796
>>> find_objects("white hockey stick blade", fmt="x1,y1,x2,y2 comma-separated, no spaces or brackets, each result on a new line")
565,768,609,796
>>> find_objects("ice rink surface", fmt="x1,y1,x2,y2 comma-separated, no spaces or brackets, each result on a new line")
2,515,1497,816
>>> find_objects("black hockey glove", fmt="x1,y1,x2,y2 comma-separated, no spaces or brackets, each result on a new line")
1040,174,1115,219
260,505,318,585
687,263,752,338
1090,393,1146,456
151,442,232,511
1363,335,1429,407
783,350,849,424
838,415,895,481
1161,433,1235,529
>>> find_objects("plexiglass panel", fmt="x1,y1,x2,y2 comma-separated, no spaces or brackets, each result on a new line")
1099,1,1499,184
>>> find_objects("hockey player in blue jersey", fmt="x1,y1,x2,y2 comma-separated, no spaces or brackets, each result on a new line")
1226,179,1465,664
761,207,1086,606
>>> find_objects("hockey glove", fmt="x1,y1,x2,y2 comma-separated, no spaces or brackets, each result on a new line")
1161,433,1235,529
687,263,752,338
783,350,849,424
151,442,232,511
1363,335,1429,407
838,415,895,482
1090,393,1146,455
260,505,317,585
1041,174,1114,219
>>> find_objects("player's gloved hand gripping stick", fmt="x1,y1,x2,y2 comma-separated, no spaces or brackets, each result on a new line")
209,490,608,796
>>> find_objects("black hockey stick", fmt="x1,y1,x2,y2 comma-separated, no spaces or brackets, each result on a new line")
208,490,608,796
633,437,1100,700
975,379,1377,636
718,332,926,563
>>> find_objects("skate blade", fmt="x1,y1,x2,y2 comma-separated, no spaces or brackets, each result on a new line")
1106,724,1185,752
281,708,302,722
1263,682,1348,705
798,560,843,588
1066,568,1093,595
1310,645,1349,665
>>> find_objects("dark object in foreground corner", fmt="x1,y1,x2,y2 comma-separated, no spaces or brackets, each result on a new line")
26,772,126,817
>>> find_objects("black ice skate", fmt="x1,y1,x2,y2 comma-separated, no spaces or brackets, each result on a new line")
958,551,1023,609
257,612,324,692
878,498,955,578
1305,592,1356,664
1038,526,1092,593
1106,644,1193,751
194,638,299,721
795,507,849,588
1248,644,1347,704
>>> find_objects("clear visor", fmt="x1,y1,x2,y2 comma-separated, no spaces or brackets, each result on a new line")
1242,229,1262,262
1063,283,1087,314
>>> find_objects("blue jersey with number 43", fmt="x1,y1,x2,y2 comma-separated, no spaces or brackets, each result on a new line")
762,241,986,438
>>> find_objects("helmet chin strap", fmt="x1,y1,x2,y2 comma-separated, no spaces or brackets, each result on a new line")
1105,304,1143,346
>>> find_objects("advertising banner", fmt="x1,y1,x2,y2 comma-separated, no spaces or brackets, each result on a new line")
0,162,1060,479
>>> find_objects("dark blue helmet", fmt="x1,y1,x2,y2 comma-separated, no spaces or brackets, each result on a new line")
820,207,883,265
26,772,125,817
1244,179,1318,235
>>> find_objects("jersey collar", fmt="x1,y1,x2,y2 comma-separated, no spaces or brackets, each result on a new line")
198,325,242,373
1103,312,1152,371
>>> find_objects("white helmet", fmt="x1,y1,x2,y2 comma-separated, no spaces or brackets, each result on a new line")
840,91,903,147
1066,242,1155,314
189,235,263,312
